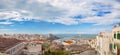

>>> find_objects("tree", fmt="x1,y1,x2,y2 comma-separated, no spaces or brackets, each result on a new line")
42,50,70,55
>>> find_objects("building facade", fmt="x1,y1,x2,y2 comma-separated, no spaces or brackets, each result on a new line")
95,25,120,55
5,42,25,55
0,37,26,55
112,25,120,55
95,32,114,55
23,43,42,55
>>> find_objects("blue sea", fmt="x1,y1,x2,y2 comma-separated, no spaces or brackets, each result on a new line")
54,34,97,42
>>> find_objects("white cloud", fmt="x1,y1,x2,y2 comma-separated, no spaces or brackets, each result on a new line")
53,17,78,25
0,0,120,25
0,28,16,31
0,21,13,24
0,28,16,34
42,17,78,25
80,9,120,25
58,27,112,34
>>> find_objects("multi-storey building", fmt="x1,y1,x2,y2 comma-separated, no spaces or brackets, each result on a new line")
0,52,9,55
89,37,97,48
112,25,120,55
95,25,120,55
23,43,42,55
0,37,25,55
96,32,114,55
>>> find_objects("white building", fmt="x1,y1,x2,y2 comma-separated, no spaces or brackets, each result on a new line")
5,42,25,55
0,37,26,55
23,43,42,55
94,25,120,55
0,52,10,55
89,37,97,48
112,25,120,55
95,32,114,55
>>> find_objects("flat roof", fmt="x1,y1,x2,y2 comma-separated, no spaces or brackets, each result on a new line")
28,45,42,52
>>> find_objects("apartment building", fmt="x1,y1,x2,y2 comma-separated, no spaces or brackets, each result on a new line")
112,25,120,55
89,37,97,48
0,37,25,55
95,32,114,55
0,52,10,55
23,43,42,55
95,25,120,55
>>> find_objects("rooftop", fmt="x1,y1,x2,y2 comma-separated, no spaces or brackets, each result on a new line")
0,37,21,52
28,44,42,52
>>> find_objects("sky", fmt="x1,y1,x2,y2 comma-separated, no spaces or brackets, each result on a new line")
0,0,120,34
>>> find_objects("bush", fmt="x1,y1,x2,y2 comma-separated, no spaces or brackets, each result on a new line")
42,50,70,55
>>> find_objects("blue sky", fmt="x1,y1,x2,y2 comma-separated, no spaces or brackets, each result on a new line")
0,0,120,34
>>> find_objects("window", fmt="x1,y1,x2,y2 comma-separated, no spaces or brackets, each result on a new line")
117,33,120,39
114,44,117,49
109,44,112,50
114,34,116,39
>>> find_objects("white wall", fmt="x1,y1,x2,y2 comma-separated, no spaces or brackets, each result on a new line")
5,42,25,55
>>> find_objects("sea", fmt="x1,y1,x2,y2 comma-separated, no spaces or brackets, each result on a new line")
53,34,97,42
